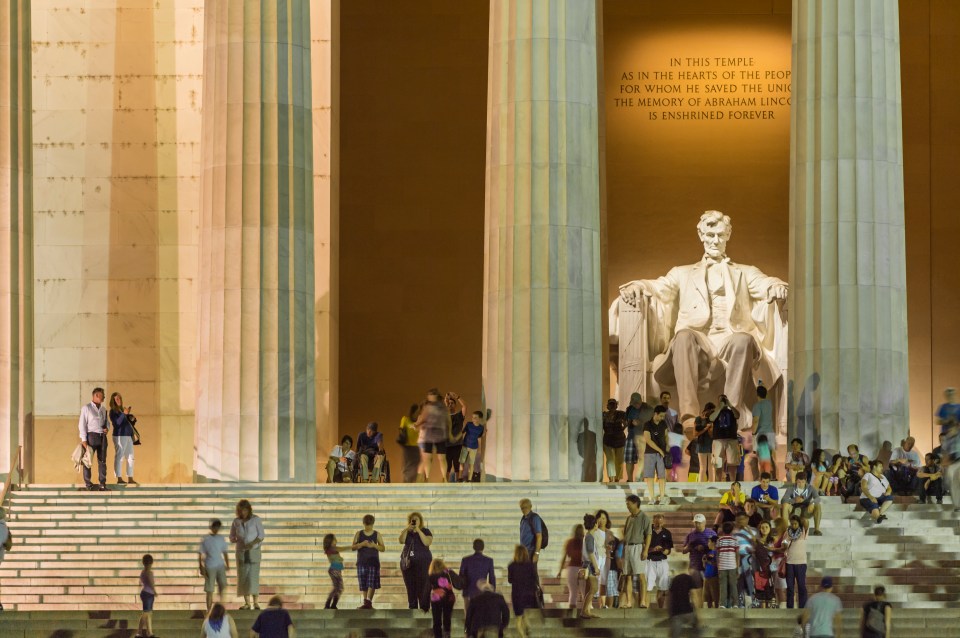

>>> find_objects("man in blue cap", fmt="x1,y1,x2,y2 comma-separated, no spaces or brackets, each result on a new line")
802,576,843,638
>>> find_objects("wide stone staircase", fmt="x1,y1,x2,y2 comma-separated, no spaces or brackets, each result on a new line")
0,481,956,636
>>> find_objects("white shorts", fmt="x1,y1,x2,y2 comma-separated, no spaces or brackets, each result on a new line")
645,559,671,591
622,544,646,576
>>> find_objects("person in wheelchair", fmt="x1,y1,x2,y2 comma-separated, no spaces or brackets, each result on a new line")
357,422,386,483
326,435,356,483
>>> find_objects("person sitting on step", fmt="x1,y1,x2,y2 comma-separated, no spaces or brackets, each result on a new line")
326,435,356,483
779,472,823,536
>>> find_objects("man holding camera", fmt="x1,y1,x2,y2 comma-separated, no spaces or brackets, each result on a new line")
710,395,741,482
78,387,109,491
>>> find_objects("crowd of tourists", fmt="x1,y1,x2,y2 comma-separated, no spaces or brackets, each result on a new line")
50,385,960,638
326,388,487,486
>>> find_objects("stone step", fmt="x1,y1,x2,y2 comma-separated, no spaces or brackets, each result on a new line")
0,608,959,638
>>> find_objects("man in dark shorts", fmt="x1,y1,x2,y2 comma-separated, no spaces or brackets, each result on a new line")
668,570,701,638
250,595,296,638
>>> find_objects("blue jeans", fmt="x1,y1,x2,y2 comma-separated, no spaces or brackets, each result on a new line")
785,563,807,609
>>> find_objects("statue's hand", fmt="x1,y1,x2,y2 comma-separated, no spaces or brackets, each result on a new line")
619,282,651,307
765,284,788,302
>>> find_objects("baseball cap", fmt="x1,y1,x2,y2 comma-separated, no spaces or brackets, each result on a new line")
821,576,833,588
693,513,706,523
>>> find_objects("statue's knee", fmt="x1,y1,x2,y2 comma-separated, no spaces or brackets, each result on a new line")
674,329,697,346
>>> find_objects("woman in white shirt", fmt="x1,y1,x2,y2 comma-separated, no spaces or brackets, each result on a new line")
200,602,238,638
229,500,265,610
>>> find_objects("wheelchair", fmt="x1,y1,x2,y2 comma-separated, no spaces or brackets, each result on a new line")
352,451,391,483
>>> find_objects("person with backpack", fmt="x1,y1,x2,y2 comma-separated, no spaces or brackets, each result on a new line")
518,498,548,609
861,585,892,638
518,499,548,562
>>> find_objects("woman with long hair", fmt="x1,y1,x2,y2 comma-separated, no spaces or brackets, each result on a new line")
507,545,539,638
399,512,434,611
108,392,137,485
229,499,265,610
594,509,615,608
201,602,238,637
557,524,585,609
428,558,461,638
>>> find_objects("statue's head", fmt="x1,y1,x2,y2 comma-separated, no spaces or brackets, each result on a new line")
697,210,732,259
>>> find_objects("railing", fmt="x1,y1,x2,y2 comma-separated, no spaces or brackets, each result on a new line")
0,445,24,508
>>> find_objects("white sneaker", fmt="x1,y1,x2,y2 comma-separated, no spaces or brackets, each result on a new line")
658,496,670,505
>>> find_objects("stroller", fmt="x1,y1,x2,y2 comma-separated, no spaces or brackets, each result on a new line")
751,540,777,608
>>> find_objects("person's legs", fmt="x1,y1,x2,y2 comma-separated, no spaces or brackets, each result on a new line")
604,445,615,482
581,574,597,616
325,458,338,483
418,563,432,611
795,564,808,608
113,436,123,479
402,446,420,483
699,453,711,481
614,446,625,481
658,475,667,500
566,565,580,607
785,563,796,608
813,503,822,532
442,600,453,636
359,453,371,482
95,434,107,486
402,567,418,608
718,569,729,607
431,602,444,638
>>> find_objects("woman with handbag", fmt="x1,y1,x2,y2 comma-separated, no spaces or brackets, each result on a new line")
399,511,433,612
428,558,461,638
229,499,265,610
108,392,137,485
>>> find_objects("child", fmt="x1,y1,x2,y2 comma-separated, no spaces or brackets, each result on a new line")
703,537,719,608
459,410,486,482
716,521,740,609
137,554,156,638
668,425,685,481
351,514,384,609
686,437,701,482
198,518,230,611
323,533,345,609
756,435,773,475
608,536,623,608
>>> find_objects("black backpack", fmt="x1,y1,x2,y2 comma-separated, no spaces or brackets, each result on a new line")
521,513,549,550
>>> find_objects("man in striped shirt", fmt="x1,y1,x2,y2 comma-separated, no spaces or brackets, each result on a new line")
715,522,740,609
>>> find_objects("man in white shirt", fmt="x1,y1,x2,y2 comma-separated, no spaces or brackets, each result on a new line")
861,461,894,524
886,436,922,495
78,387,109,491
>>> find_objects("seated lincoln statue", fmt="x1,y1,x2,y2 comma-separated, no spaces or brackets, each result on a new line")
609,210,788,434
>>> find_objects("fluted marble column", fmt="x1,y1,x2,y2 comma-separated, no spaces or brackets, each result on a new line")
482,0,603,481
789,0,908,455
196,0,316,482
0,0,32,482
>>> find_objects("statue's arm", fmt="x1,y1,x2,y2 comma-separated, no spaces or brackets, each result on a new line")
619,270,680,306
742,265,788,302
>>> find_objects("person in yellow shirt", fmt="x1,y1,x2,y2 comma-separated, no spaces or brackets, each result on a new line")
398,404,421,483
